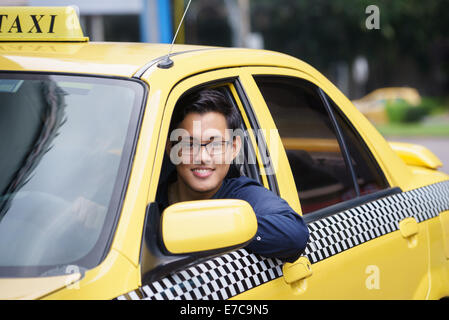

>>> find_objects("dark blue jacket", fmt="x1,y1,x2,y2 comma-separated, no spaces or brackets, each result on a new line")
157,176,310,263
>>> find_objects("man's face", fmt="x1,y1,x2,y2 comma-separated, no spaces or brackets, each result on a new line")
167,111,241,200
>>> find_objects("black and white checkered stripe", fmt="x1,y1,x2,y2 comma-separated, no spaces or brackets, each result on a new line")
304,180,449,263
117,180,449,300
117,250,283,300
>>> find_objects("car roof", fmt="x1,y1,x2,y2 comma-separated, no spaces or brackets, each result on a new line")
0,6,317,80
0,41,315,79
0,42,214,77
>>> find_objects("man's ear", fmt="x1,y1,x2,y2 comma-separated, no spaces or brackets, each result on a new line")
231,135,242,161
165,139,172,155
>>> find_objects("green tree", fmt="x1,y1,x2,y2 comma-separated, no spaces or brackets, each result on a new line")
250,0,449,96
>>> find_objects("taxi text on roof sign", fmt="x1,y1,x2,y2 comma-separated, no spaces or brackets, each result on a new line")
0,6,88,42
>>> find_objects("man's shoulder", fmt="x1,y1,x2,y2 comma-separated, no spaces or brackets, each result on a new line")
217,176,268,199
223,176,262,189
218,176,294,216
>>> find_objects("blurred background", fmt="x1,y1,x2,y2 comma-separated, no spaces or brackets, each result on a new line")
2,0,448,172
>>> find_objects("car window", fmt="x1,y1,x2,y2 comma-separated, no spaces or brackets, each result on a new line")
254,75,358,214
254,75,389,215
142,82,265,282
325,95,389,196
155,83,262,195
0,73,145,276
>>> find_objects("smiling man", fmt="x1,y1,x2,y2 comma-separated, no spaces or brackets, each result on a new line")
157,88,309,262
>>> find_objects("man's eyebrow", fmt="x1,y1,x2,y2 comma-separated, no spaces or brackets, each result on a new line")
186,136,223,141
176,136,194,141
179,136,201,143
177,136,224,142
208,136,223,141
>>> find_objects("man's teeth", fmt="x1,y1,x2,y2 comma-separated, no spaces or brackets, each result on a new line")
193,169,211,173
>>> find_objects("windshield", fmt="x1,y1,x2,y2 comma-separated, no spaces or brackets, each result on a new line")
0,73,145,277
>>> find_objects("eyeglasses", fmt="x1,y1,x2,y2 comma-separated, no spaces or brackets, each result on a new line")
174,140,232,156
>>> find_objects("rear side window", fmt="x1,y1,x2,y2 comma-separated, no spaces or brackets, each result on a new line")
254,76,357,213
327,97,388,196
254,75,387,214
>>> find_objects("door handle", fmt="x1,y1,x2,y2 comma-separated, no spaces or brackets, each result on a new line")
399,217,418,238
283,256,312,283
399,217,418,248
283,257,312,295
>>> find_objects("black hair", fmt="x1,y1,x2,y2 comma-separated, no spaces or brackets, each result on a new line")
169,87,241,134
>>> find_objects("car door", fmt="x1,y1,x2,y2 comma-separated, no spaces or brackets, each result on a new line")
234,67,430,299
116,68,303,300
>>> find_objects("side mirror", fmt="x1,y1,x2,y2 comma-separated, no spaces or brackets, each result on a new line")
161,199,257,254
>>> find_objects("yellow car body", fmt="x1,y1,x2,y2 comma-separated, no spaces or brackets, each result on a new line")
1,7,449,300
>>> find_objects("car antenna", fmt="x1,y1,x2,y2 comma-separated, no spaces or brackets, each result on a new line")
158,0,193,69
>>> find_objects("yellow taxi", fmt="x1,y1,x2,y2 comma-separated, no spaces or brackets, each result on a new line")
352,87,422,124
0,6,448,300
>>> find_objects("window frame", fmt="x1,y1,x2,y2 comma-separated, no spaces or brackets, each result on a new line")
321,90,390,190
141,71,276,282
234,80,280,195
317,87,361,197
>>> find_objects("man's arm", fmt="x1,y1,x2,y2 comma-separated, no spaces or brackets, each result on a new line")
219,176,310,263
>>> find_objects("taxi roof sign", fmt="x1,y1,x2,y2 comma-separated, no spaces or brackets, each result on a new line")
0,6,88,42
